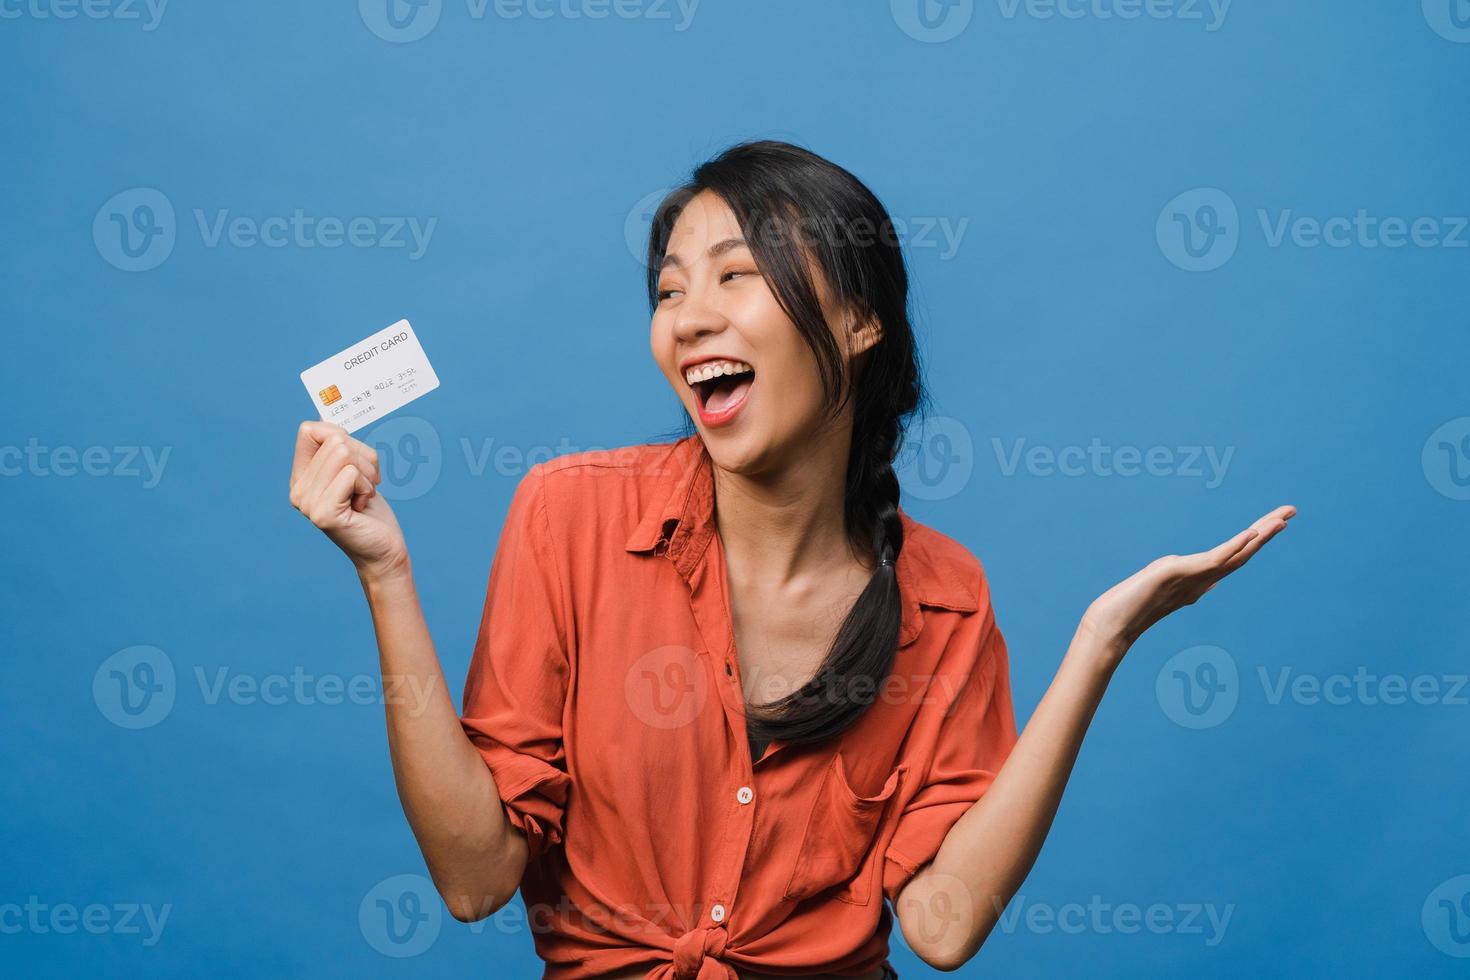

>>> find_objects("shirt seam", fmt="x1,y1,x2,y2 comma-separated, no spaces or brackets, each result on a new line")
495,764,557,805
884,844,923,875
530,462,573,659
939,603,1001,724
537,441,679,477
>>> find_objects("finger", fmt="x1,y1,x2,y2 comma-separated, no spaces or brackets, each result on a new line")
299,436,355,512
1187,504,1297,573
330,433,380,485
353,466,375,501
1175,530,1253,579
291,425,380,499
350,438,381,485
1218,515,1292,575
308,464,362,526
351,461,379,511
292,420,346,482
1248,505,1296,535
1199,527,1259,568
291,426,352,505
290,433,333,510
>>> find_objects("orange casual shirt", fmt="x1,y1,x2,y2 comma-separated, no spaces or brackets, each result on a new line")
459,434,1019,979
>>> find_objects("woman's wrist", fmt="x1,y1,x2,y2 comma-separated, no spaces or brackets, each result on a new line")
1071,614,1132,677
358,554,415,596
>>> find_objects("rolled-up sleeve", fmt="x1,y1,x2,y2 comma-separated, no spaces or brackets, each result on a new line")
460,462,573,861
882,606,1018,907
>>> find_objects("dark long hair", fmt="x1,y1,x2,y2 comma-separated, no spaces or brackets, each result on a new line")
645,140,928,748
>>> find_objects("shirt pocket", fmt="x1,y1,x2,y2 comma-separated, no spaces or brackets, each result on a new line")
783,752,906,907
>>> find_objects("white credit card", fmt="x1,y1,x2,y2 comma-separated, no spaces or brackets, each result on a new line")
300,319,440,433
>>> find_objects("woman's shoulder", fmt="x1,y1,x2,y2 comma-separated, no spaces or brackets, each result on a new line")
897,512,1010,678
897,508,996,617
527,436,692,500
515,436,697,545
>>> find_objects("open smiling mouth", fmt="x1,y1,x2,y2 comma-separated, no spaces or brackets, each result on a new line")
685,359,755,426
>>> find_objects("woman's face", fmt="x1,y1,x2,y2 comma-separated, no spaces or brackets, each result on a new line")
650,190,877,475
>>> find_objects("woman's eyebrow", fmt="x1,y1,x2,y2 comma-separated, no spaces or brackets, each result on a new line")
660,237,750,270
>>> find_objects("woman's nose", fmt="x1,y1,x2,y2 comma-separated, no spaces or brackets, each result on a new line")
672,289,728,342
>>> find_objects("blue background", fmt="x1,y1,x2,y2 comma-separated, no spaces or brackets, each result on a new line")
3,0,1468,976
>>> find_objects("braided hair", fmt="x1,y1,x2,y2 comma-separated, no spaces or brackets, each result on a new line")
646,139,927,747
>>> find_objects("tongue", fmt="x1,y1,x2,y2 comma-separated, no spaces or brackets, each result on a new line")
705,375,753,414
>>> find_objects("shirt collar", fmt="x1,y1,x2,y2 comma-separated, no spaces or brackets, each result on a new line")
624,435,979,647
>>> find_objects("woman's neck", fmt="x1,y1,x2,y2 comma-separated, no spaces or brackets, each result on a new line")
709,427,861,589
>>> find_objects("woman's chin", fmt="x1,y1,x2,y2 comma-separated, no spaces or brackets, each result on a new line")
700,426,771,474
704,426,824,482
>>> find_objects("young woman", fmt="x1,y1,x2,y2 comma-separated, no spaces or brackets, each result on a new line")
287,140,1293,979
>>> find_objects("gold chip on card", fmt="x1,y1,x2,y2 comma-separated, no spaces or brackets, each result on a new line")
319,384,342,406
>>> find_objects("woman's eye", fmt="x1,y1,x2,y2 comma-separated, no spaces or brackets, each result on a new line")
657,288,682,302
722,269,755,283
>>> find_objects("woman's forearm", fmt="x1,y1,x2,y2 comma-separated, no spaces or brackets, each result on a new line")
901,509,1294,970
359,563,526,921
897,622,1123,971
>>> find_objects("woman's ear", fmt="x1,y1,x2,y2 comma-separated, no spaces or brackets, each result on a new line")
847,310,884,357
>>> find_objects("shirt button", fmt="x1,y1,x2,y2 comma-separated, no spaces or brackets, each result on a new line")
711,903,727,923
736,786,753,805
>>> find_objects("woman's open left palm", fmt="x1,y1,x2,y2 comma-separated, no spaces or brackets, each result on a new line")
1082,505,1297,654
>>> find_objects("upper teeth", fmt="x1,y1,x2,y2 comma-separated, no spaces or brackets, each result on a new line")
684,359,753,385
